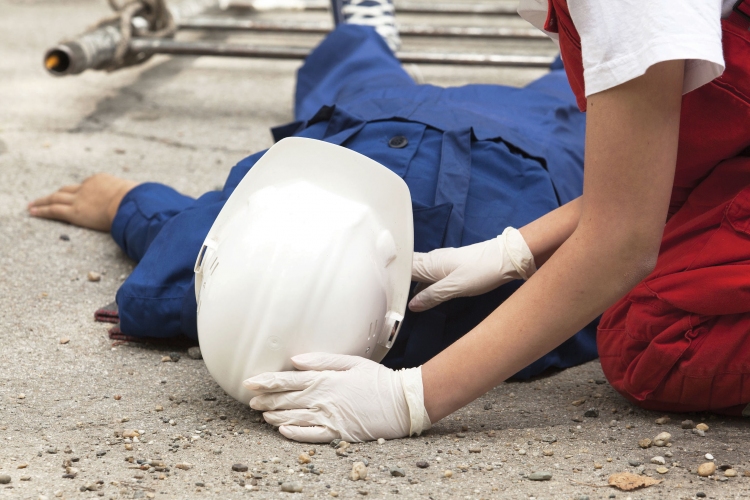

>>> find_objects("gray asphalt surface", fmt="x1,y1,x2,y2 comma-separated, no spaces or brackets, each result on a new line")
2,1,750,499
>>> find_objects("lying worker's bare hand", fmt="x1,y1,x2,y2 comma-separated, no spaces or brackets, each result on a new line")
28,173,138,232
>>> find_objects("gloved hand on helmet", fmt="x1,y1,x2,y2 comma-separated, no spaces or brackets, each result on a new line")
244,352,431,443
409,227,537,312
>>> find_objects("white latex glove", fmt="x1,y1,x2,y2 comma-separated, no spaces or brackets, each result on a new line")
409,227,537,312
244,353,431,443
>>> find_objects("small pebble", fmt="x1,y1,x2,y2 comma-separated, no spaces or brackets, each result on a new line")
725,469,737,477
60,234,70,241
696,423,709,431
628,460,641,467
350,462,368,481
542,435,557,443
594,463,603,470
656,466,669,474
59,337,70,345
697,462,716,477
271,457,281,464
638,438,652,449
705,453,714,460
46,447,57,454
527,471,552,481
0,475,10,484
696,493,706,498
17,464,27,469
664,451,673,458
416,460,429,469
187,346,202,359
357,490,368,496
681,419,694,429
232,463,249,472
87,271,101,282
468,447,481,453
443,470,453,478
653,432,671,447
330,492,339,497
390,467,405,477
169,352,181,362
455,433,466,438
655,416,671,425
650,456,666,465
280,481,303,493
298,453,311,464
584,408,599,418
175,463,192,470
543,450,554,457
518,449,527,455
377,438,386,445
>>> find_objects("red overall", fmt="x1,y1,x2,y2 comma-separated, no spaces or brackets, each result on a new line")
545,0,750,414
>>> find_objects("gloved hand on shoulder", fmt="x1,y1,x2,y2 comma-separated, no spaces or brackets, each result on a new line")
409,227,536,312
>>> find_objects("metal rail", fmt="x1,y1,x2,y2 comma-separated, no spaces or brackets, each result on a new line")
178,17,547,39
129,38,554,67
222,0,520,15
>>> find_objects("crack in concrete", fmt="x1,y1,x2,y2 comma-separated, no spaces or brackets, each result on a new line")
105,128,249,154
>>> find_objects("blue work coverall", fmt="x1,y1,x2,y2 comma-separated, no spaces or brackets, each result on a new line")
111,24,597,378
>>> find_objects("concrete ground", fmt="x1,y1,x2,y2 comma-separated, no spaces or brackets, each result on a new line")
1,0,750,499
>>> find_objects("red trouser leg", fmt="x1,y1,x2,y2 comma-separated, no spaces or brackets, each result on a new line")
598,157,750,415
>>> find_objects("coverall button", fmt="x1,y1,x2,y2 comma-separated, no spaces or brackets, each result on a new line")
388,135,408,149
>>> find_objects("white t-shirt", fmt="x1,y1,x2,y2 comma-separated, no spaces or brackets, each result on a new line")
518,0,734,98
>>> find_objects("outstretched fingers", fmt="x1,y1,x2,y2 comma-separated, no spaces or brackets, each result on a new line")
28,189,80,223
244,370,319,393
279,424,339,443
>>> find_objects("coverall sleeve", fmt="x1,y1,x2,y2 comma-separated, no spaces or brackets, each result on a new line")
111,183,196,263
113,152,265,340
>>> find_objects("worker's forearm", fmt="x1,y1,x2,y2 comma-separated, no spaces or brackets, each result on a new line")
519,196,581,267
422,60,684,423
421,224,652,422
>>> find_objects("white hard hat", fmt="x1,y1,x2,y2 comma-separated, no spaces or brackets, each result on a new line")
194,137,414,404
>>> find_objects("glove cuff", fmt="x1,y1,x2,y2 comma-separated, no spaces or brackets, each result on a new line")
500,227,537,280
400,367,432,436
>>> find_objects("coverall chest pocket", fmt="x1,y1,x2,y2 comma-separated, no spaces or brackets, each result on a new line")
342,121,426,178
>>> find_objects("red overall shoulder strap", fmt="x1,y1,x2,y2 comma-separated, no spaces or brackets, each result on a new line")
730,0,750,29
543,0,588,111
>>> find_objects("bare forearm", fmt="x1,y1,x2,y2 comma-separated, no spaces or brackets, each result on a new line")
422,60,685,423
422,223,649,421
519,196,581,267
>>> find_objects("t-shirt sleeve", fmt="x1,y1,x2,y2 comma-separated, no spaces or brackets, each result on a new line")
568,0,725,97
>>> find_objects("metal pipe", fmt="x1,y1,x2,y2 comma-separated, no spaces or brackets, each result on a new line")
178,17,547,39
44,25,126,76
43,0,221,76
129,38,554,67
222,0,519,15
